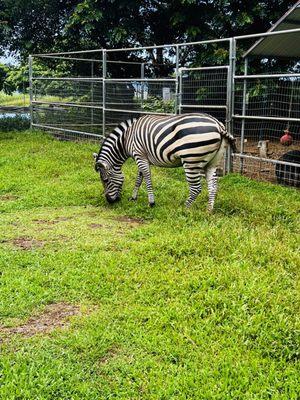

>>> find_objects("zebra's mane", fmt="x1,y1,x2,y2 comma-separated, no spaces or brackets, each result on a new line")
112,118,137,136
96,118,137,161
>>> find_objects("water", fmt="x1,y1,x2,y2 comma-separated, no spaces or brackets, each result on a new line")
0,112,30,119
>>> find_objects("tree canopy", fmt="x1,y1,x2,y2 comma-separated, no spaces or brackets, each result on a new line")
0,0,295,61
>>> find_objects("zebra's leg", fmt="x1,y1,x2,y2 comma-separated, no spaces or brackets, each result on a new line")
135,158,155,207
205,166,218,212
130,171,143,201
183,165,202,208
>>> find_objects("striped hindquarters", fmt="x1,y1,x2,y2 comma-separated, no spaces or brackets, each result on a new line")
132,113,230,167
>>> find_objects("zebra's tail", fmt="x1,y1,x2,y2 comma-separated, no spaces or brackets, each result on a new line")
206,115,236,153
218,122,237,153
223,131,237,153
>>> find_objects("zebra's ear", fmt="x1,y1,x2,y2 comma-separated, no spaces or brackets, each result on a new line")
93,152,98,160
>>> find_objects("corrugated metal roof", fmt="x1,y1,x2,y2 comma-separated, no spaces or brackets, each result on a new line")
244,1,300,58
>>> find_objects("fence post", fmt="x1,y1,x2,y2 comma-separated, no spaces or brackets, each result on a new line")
140,63,145,108
226,37,236,173
29,55,33,129
240,56,248,173
175,44,180,115
91,61,94,129
102,50,107,137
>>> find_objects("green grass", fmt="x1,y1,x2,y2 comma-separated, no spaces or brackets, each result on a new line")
0,91,66,107
0,92,29,107
0,130,299,399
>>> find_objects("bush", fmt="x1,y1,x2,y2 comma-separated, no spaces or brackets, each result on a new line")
141,95,175,114
0,114,30,132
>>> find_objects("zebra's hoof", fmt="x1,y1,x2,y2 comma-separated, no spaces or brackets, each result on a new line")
129,197,137,201
149,202,155,208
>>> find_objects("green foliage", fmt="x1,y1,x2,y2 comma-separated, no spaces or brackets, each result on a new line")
0,115,30,131
2,64,28,94
0,131,299,398
0,63,9,92
0,1,296,64
141,96,175,114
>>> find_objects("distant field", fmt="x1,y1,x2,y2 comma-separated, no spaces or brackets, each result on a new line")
0,92,66,107
0,92,30,107
0,131,299,399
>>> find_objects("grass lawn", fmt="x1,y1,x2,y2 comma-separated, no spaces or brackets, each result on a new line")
0,130,299,399
0,92,30,107
0,92,67,107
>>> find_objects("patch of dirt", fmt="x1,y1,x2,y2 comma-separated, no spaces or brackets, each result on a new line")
56,216,72,222
86,211,101,217
114,216,144,226
11,237,45,250
0,194,18,201
88,223,104,229
98,346,121,365
33,219,57,225
33,216,72,225
0,303,80,339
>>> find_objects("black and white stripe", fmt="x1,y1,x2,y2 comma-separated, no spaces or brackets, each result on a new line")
94,113,236,211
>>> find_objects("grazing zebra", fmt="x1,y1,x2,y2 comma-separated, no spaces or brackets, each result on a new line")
93,113,236,211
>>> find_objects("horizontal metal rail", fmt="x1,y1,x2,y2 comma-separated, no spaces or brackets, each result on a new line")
234,73,300,79
104,78,176,82
32,28,300,58
46,123,104,127
32,101,103,110
33,49,103,56
106,102,144,106
32,123,103,138
233,114,300,122
180,66,229,71
32,55,142,65
234,27,300,40
104,107,174,116
106,38,231,53
33,55,102,63
181,104,227,109
33,77,103,81
233,153,300,168
32,76,175,82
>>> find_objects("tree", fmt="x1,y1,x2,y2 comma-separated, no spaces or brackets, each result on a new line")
0,0,296,62
0,63,8,91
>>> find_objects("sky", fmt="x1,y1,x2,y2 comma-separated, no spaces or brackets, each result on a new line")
0,53,19,66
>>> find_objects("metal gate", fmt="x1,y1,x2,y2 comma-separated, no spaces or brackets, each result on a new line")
178,65,232,172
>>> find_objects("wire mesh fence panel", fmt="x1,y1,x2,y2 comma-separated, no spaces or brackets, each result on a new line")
106,46,177,79
180,68,228,107
33,79,103,106
234,76,300,119
29,32,300,188
32,104,103,139
180,106,227,125
232,154,300,187
233,119,300,153
179,67,229,130
105,80,176,114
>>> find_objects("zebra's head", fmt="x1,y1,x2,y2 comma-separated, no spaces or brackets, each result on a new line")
93,154,124,204
93,119,136,203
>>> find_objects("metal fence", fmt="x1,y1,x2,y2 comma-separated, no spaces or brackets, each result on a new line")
232,32,300,187
30,28,300,186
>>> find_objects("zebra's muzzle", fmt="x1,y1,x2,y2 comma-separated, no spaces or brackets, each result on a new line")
105,194,120,204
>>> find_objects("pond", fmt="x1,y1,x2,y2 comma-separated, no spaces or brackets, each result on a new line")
0,112,30,119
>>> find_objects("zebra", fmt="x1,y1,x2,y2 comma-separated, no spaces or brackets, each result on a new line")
93,113,236,211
